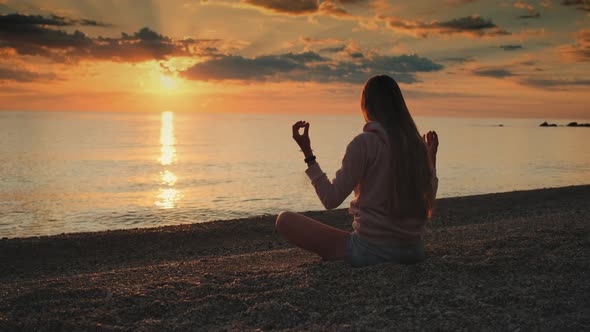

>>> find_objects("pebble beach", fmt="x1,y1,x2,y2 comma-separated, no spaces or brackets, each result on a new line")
1,185,589,331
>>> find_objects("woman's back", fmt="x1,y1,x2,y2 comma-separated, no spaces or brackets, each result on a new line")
306,121,438,247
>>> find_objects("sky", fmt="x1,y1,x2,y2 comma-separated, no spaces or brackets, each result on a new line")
0,0,589,118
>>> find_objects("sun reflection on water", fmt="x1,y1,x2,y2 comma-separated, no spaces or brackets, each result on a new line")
156,111,182,209
159,111,176,166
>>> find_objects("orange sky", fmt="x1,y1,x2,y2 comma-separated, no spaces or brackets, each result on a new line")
0,0,589,118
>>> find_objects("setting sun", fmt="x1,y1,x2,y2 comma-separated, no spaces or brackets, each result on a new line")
159,74,179,90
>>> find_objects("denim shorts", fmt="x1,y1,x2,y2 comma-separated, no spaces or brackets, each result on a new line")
345,232,426,267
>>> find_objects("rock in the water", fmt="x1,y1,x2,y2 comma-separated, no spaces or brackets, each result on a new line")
567,122,590,127
540,121,557,127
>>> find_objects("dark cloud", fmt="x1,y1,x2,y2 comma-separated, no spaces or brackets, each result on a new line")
180,51,443,84
0,13,111,28
384,15,511,38
438,56,475,63
445,0,477,6
500,44,523,51
0,14,219,62
473,68,516,78
179,51,325,81
318,43,364,58
518,12,541,18
0,14,94,57
520,77,590,88
243,0,319,14
0,13,71,26
0,67,58,82
242,0,351,17
561,0,590,11
78,19,113,27
320,45,347,53
437,16,495,30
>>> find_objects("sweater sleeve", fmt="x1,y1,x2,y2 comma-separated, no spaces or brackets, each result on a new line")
432,170,439,199
305,135,367,210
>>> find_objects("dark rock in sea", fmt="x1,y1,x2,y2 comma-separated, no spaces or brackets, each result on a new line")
567,122,590,127
540,121,557,127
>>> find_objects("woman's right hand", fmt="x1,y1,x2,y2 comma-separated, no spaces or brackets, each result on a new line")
423,131,438,170
292,121,313,158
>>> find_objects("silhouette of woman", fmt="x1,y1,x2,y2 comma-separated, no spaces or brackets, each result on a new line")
275,75,439,267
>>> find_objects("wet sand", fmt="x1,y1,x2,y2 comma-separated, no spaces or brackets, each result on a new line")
1,185,589,331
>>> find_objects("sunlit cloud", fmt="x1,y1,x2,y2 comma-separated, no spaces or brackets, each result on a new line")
559,29,590,62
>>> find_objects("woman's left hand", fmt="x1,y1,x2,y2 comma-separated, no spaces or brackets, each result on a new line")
423,130,438,170
292,120,313,157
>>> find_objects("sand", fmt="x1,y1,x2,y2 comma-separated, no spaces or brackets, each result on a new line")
1,185,589,331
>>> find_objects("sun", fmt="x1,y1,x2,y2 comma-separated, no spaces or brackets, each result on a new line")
159,74,179,90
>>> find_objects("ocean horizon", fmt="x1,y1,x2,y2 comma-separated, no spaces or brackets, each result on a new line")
1,110,589,239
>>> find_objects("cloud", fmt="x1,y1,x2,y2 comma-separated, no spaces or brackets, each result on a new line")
560,0,590,11
0,13,111,27
336,0,369,4
0,14,219,63
318,40,366,58
438,56,475,63
78,19,113,27
500,44,523,51
473,68,516,78
520,77,590,88
0,67,58,82
444,0,477,5
291,36,345,52
242,0,352,17
180,51,326,81
518,12,541,18
318,1,351,17
320,45,347,52
243,0,319,14
180,51,443,84
559,29,590,62
514,1,534,11
382,15,511,38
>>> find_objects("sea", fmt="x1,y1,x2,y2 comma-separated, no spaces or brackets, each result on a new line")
1,111,589,238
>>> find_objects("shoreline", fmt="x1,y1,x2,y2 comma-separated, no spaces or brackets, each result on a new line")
1,184,589,330
2,184,588,242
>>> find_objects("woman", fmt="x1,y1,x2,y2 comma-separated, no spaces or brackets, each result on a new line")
275,75,439,267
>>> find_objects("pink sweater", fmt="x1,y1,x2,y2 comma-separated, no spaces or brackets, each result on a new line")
305,121,438,246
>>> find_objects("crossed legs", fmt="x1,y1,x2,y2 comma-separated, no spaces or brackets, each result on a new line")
275,211,349,261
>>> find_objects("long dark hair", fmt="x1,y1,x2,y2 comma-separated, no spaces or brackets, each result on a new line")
361,75,435,219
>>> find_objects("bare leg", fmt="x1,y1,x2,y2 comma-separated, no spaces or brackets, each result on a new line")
275,211,349,261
